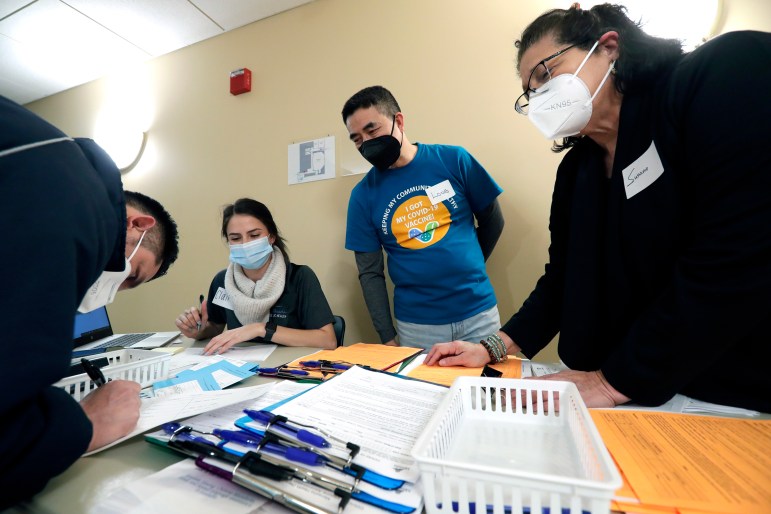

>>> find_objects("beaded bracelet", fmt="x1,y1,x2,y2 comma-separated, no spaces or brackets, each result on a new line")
488,333,508,362
480,334,508,364
479,338,498,363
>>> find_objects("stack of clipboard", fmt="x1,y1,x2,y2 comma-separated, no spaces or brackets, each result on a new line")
149,365,444,514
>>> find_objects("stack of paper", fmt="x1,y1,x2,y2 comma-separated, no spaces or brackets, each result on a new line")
284,343,423,381
590,410,771,514
401,353,524,387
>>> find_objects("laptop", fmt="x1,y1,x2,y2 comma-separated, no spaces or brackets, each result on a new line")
72,306,180,355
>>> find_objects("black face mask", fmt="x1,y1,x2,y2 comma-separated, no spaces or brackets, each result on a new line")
359,115,403,171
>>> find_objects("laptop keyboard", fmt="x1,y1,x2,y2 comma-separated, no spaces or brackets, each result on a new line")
91,333,153,349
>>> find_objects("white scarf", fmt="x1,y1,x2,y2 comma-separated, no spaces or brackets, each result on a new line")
225,247,286,325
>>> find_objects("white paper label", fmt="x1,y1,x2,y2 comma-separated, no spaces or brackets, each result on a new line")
212,287,233,310
623,141,665,199
425,180,455,205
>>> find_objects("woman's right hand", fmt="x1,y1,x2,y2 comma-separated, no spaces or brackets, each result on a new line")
175,300,208,339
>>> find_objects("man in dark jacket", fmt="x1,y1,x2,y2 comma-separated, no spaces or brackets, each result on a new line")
0,95,179,507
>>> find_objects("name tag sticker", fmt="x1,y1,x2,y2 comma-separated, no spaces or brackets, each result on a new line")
426,180,455,205
623,141,665,199
212,287,234,310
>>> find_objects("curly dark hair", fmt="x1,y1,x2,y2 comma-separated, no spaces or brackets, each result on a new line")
124,190,179,280
516,3,683,152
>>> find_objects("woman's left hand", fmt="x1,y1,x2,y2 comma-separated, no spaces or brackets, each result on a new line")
203,323,265,355
532,370,630,408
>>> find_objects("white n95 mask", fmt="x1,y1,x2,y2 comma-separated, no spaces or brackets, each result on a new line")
528,41,615,140
78,231,146,313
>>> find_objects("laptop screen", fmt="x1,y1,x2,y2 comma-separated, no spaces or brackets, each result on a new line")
73,306,113,346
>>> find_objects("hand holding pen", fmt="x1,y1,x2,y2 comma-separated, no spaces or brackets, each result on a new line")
79,362,141,452
175,293,209,340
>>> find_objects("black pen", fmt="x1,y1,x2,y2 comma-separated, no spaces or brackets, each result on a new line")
197,294,204,332
81,357,107,387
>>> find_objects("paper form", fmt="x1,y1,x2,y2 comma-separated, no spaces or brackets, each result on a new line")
268,365,447,482
147,380,315,435
406,357,523,386
91,459,273,514
168,344,277,374
84,384,273,455
590,410,771,514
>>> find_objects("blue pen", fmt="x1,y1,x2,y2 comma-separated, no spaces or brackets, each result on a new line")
214,429,325,466
244,409,330,448
299,360,351,370
258,367,309,376
162,423,217,446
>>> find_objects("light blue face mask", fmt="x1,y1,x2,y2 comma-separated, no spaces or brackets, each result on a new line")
229,236,273,269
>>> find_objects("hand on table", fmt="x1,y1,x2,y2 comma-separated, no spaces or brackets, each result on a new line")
204,323,265,355
424,340,491,367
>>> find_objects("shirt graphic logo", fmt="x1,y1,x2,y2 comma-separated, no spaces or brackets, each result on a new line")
391,195,451,249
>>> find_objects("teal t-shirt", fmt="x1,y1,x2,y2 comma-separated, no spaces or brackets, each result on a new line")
345,143,502,324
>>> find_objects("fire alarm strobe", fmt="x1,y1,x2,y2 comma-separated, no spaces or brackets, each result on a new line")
230,68,251,95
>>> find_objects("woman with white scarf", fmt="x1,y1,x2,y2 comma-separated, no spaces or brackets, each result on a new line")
175,198,337,354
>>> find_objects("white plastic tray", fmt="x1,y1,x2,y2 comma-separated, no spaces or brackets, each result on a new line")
411,377,621,514
55,349,170,401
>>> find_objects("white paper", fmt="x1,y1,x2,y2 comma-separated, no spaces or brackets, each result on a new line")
90,459,271,514
622,140,665,199
212,286,234,310
153,380,206,398
270,366,447,482
425,179,455,205
170,345,276,374
287,136,335,185
84,384,273,455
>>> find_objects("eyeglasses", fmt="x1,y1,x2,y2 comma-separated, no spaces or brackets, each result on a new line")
515,44,576,115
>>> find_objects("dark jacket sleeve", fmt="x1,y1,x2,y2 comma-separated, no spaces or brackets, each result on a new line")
0,96,119,506
602,32,771,409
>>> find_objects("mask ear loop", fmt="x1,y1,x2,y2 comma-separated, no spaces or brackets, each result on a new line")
589,61,616,104
127,230,146,262
573,40,600,76
391,114,404,149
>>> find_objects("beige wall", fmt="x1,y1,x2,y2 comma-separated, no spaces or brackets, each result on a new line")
27,0,770,362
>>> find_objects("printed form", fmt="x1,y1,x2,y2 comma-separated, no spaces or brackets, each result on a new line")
591,410,771,514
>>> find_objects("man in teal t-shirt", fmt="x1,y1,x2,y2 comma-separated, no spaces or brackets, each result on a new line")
342,86,504,350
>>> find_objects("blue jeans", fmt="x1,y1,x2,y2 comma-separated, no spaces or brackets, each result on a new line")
395,305,501,351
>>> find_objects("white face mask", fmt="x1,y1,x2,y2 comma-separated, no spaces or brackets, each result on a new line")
527,41,615,140
77,231,146,313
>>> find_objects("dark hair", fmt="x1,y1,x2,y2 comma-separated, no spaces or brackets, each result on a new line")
221,198,289,263
341,85,401,123
124,190,179,280
516,3,683,152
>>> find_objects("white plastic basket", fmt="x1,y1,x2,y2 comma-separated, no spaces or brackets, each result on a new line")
55,349,171,401
411,377,621,514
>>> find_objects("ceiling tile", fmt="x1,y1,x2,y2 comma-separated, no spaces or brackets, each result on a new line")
65,0,223,56
0,0,33,20
192,0,315,31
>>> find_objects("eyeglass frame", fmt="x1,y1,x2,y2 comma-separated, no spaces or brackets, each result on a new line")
515,44,576,115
